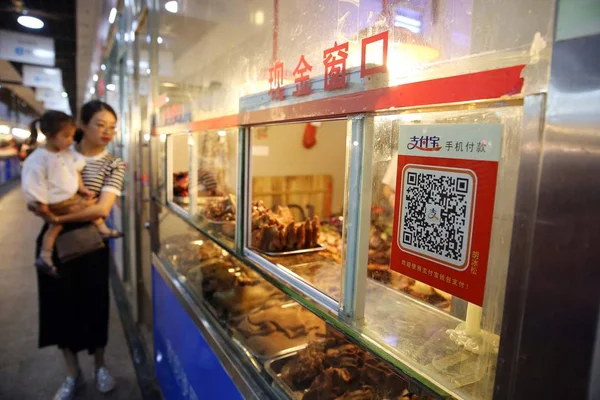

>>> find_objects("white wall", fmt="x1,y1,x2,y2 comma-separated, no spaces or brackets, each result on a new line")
251,120,347,213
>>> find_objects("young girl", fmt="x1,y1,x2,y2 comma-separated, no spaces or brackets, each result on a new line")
21,110,122,277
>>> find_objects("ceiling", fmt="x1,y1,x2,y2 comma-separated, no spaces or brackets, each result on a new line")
0,0,77,114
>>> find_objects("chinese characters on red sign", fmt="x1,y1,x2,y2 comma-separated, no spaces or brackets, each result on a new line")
268,31,389,101
323,41,349,91
292,55,312,96
390,124,502,306
268,61,285,101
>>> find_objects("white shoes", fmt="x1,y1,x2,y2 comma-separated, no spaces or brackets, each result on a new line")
95,366,117,394
52,370,84,400
52,366,116,400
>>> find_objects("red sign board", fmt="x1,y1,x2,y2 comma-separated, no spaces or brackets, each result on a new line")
390,124,502,306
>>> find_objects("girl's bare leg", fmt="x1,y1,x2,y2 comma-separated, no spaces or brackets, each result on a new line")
39,223,63,267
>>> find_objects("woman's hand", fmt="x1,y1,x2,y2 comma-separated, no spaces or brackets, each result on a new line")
27,202,56,223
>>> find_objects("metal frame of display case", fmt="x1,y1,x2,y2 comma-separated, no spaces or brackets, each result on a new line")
147,15,600,400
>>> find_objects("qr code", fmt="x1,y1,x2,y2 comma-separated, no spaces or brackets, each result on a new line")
398,165,476,269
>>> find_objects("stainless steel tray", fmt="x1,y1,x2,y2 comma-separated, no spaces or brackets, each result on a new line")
230,303,317,362
254,244,326,257
264,343,441,400
264,350,306,400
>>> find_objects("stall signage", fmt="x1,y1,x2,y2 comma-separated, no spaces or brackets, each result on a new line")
0,30,55,67
269,30,389,101
390,124,502,306
22,65,63,91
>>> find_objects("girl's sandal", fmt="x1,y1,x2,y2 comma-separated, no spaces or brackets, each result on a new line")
101,229,124,239
35,257,60,279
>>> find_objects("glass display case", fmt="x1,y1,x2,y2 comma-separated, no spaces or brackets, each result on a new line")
144,1,600,400
153,70,531,399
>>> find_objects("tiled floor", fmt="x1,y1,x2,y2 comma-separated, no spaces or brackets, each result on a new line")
0,182,143,400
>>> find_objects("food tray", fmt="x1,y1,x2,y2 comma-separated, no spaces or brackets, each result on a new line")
264,350,305,399
264,345,442,400
254,244,326,257
230,302,321,362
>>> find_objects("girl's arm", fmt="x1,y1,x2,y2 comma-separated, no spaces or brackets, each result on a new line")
53,191,118,223
78,173,94,198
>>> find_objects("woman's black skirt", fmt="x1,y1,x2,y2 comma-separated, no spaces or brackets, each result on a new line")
36,224,110,354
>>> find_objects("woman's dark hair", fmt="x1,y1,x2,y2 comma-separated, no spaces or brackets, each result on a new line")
74,100,118,143
29,110,75,145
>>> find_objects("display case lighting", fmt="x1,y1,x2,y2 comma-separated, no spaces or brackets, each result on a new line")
108,8,117,24
106,84,116,91
0,125,10,135
89,87,95,95
93,74,99,82
37,133,46,142
61,91,68,98
157,36,163,44
165,1,178,13
218,130,226,137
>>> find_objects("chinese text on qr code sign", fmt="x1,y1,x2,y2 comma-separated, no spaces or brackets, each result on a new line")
399,165,477,270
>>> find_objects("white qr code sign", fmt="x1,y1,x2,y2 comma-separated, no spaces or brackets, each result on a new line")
399,165,476,270
391,124,501,306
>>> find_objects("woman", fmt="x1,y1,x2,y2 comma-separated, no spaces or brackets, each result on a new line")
29,101,125,400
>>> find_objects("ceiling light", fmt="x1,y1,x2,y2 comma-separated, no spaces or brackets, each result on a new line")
157,36,163,44
101,64,106,71
165,97,170,103
106,83,116,91
146,68,151,74
90,87,95,95
18,15,44,29
165,1,178,13
108,8,117,24
11,128,30,139
93,74,99,82
0,125,10,135
61,91,68,98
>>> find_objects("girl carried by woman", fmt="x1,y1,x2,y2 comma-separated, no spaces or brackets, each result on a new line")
21,110,123,278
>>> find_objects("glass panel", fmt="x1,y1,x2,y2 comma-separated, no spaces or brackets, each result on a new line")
156,0,552,122
248,120,348,302
168,133,191,210
157,206,439,399
191,128,239,248
363,105,524,400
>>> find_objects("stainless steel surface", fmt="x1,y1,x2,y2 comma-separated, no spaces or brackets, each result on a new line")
497,34,600,399
340,115,370,324
235,126,248,255
493,94,546,399
253,244,326,257
152,254,277,399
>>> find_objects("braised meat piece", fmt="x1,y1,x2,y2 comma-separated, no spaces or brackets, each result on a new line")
250,201,321,252
281,345,327,390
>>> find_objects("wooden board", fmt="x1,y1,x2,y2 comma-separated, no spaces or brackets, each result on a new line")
252,175,333,218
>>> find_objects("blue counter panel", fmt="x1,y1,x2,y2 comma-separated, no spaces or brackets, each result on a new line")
153,265,243,400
